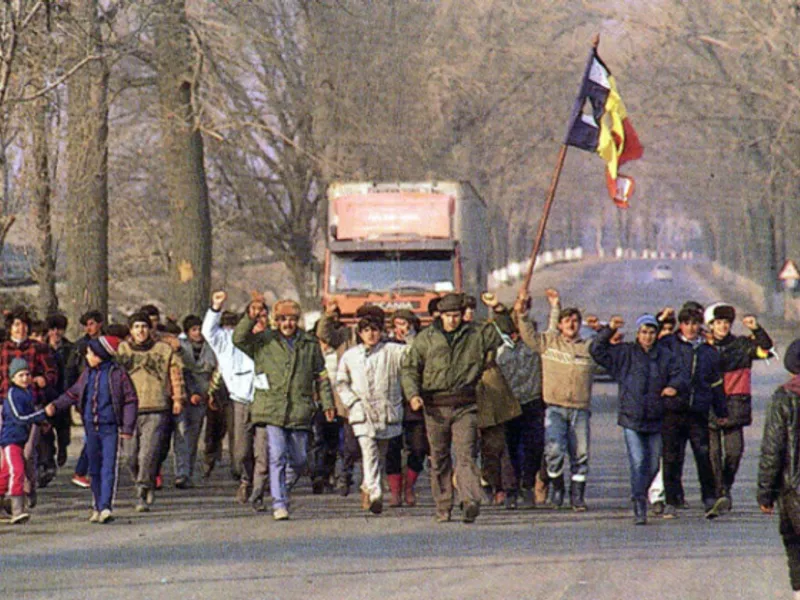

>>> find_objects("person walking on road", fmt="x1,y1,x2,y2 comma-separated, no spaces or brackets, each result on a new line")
705,302,772,513
513,288,596,511
202,291,258,504
336,305,408,514
590,314,683,524
757,339,800,600
117,312,185,513
233,297,335,521
46,336,137,524
658,303,728,519
401,292,503,524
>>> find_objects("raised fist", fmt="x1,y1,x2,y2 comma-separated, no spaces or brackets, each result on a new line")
211,290,227,311
742,315,758,330
545,288,559,307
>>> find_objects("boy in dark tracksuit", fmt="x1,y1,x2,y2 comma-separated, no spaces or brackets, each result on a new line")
658,305,728,520
704,302,772,512
0,358,47,524
47,336,138,523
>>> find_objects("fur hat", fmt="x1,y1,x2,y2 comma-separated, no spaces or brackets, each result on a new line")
704,302,735,325
8,358,29,380
273,299,301,318
437,293,465,314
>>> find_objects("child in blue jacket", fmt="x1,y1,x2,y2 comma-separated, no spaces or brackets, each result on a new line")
1,358,48,524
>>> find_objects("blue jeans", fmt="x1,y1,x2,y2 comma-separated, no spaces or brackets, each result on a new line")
267,426,309,510
85,424,119,512
623,428,661,501
544,406,590,482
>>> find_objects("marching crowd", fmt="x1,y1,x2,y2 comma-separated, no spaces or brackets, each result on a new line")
6,284,800,593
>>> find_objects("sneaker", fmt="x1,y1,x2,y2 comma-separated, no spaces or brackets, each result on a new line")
463,501,480,524
505,491,518,510
145,488,155,506
98,509,114,524
493,490,506,506
650,501,665,516
251,497,267,513
10,512,30,524
718,495,732,513
154,474,163,490
273,507,289,521
311,479,325,495
135,499,149,513
57,446,68,468
662,504,678,519
89,510,101,523
27,490,37,509
175,476,190,489
71,474,91,489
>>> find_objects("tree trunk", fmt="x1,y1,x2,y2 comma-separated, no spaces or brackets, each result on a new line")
64,0,109,335
28,92,57,316
154,0,211,318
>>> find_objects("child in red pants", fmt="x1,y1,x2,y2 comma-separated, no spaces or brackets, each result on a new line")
1,358,48,524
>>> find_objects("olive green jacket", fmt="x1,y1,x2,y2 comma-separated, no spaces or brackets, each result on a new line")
233,317,334,429
401,320,502,403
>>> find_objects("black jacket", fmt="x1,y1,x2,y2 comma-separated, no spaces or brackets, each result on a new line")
657,334,727,418
757,379,800,509
709,328,772,428
590,327,684,433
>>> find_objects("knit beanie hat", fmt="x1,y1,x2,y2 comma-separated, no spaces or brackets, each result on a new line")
8,358,29,380
785,339,800,375
88,335,122,362
635,314,659,330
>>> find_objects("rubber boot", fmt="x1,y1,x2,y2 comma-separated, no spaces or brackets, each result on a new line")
387,474,403,507
571,481,587,512
404,468,419,507
9,496,29,524
549,475,564,508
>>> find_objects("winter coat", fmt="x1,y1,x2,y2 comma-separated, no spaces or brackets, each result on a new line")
757,378,800,510
336,339,407,439
516,304,595,411
590,327,684,433
52,362,138,436
401,320,503,405
657,334,727,418
202,309,255,404
316,313,359,418
476,357,521,429
496,338,543,406
180,338,217,399
233,316,334,430
0,386,47,447
0,339,58,406
709,328,772,429
117,340,185,413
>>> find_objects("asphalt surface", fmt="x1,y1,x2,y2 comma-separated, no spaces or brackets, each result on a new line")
0,258,795,599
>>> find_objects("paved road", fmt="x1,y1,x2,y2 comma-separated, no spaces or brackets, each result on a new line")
1,259,795,599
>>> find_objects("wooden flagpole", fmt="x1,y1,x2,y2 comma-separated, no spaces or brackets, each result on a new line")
517,34,600,299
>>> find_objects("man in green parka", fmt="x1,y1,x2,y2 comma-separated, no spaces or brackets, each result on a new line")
401,293,503,524
234,298,335,521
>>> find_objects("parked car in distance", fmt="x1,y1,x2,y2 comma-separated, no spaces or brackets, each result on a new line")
652,264,673,282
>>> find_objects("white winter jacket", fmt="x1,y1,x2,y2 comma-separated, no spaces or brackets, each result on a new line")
336,340,407,439
202,309,255,404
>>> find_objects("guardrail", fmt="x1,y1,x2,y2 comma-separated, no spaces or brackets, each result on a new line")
489,248,694,288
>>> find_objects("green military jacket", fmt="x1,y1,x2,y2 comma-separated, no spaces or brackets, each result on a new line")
401,319,502,402
233,316,334,429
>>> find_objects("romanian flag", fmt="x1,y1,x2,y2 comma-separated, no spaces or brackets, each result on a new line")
565,48,643,208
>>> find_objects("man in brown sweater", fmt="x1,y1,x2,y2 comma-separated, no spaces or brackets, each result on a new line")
514,288,596,511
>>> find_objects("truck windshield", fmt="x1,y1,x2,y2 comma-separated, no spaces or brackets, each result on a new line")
329,251,454,293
